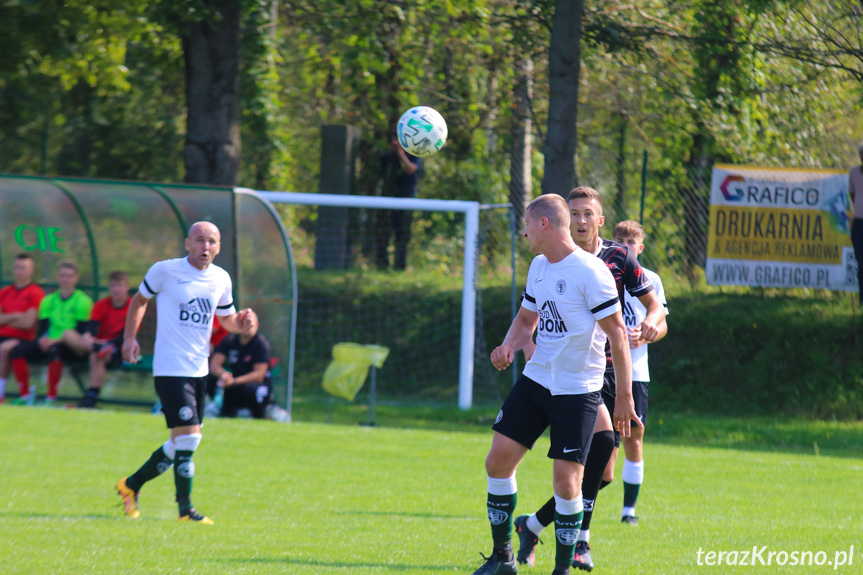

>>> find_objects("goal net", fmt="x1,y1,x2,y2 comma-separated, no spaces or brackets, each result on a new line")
247,190,516,409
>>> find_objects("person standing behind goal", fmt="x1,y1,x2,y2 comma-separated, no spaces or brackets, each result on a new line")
611,221,669,526
116,221,257,524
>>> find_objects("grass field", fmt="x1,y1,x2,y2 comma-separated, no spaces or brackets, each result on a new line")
1,406,861,574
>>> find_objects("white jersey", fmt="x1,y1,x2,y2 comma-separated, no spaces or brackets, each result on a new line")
521,249,621,395
622,267,668,382
138,257,236,377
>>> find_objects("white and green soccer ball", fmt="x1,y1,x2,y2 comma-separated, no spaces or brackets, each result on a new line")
396,106,447,157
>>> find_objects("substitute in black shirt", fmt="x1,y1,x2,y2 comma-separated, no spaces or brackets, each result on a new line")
209,328,272,419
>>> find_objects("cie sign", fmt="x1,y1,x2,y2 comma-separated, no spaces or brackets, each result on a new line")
14,225,65,253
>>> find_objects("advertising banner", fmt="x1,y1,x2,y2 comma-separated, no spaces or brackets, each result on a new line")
706,165,858,292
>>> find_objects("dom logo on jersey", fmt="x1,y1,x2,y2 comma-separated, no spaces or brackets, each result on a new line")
538,301,567,334
179,298,212,325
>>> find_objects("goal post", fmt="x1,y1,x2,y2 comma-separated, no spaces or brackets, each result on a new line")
247,189,480,409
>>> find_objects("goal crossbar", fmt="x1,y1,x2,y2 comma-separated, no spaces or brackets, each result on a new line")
249,190,479,409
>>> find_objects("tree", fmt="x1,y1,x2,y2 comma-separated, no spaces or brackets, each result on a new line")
541,0,586,197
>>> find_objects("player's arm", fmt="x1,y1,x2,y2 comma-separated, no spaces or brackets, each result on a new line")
490,306,539,371
0,306,16,326
3,307,38,330
82,317,101,349
218,309,257,334
232,362,269,386
209,351,234,385
122,293,149,363
393,139,420,175
635,290,666,344
597,310,640,438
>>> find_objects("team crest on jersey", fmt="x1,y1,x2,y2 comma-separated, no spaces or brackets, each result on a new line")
556,279,566,294
495,410,503,424
178,406,194,421
487,508,509,526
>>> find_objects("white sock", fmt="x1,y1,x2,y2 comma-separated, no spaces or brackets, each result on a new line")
622,458,644,484
553,493,583,516
578,529,590,543
526,513,545,536
487,474,517,496
173,433,202,452
162,438,176,460
622,506,636,517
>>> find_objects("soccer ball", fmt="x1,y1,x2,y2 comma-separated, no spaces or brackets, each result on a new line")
396,106,447,157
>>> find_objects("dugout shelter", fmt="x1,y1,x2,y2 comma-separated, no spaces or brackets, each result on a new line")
0,175,297,414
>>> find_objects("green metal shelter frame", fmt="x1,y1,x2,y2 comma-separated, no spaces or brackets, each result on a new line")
0,175,297,415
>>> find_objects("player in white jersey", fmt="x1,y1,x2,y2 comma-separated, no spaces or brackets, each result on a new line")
514,188,665,572
115,221,257,524
470,194,637,575
610,220,669,526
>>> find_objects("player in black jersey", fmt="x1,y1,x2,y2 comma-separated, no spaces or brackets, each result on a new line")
514,187,668,571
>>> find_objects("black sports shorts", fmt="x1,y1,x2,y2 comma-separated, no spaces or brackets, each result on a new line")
10,340,85,363
632,380,649,426
492,374,600,465
221,382,271,419
600,371,620,447
94,336,124,368
155,376,206,428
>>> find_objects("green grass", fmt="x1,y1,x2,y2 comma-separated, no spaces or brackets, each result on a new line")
1,406,861,574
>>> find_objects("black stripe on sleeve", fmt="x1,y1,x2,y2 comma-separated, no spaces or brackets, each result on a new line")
522,291,536,304
143,279,158,295
591,297,619,315
217,301,234,310
629,284,654,298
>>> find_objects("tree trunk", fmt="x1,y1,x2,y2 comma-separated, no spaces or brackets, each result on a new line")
541,0,584,198
510,57,533,232
614,111,627,222
182,0,242,185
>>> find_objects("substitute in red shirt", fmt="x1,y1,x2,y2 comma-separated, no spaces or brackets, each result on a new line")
78,271,132,409
0,254,45,403
0,254,45,341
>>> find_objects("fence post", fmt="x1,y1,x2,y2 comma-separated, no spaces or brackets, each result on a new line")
640,150,648,224
510,205,519,387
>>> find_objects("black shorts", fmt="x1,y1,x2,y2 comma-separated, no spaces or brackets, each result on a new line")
492,374,600,465
155,376,206,428
10,340,85,363
94,336,124,368
221,382,271,419
600,372,621,448
632,380,648,426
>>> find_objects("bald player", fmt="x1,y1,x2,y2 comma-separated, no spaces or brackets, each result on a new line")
115,222,257,524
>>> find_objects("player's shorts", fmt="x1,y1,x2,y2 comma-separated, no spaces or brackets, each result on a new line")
93,336,124,368
155,376,206,428
492,374,600,465
632,380,649,426
221,382,271,419
9,340,85,363
600,371,620,447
